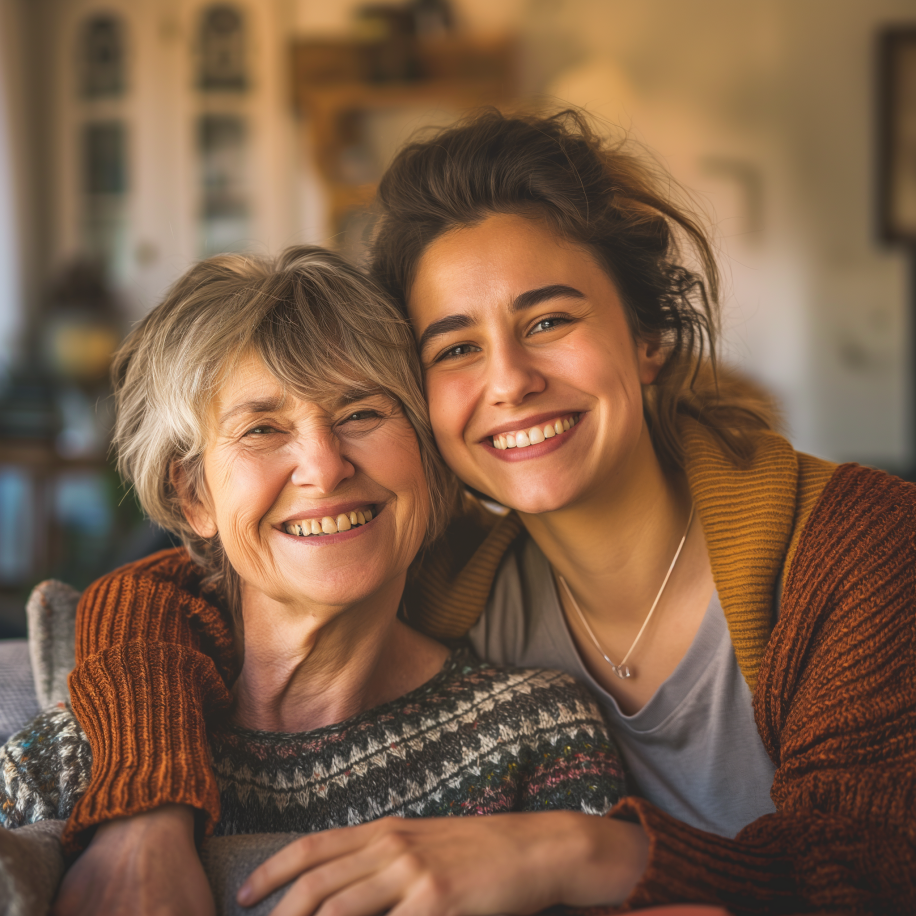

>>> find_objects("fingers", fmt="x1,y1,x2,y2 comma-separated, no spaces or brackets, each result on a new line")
239,819,406,907
269,841,433,916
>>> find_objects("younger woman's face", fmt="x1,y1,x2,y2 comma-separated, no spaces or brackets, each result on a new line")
408,213,664,515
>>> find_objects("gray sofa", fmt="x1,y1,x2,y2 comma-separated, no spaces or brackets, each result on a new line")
0,638,40,745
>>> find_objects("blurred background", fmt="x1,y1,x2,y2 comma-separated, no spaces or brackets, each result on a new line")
0,0,914,635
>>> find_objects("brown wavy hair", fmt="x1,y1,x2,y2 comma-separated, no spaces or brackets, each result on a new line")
370,108,777,468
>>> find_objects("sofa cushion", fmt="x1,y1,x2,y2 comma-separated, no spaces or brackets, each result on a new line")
25,580,79,708
0,580,79,745
0,641,39,744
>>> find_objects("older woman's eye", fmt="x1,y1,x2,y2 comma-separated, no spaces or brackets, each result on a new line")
245,425,277,436
436,343,480,362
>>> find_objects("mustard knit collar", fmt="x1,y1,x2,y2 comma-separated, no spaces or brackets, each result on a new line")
414,421,836,692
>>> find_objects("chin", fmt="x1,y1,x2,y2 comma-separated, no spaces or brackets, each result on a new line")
490,481,583,517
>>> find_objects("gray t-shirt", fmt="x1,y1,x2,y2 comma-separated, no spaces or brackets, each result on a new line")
469,534,777,838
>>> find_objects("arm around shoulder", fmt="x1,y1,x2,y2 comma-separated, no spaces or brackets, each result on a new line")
63,549,236,851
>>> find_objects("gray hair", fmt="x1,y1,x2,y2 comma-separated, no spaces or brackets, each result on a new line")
111,246,457,606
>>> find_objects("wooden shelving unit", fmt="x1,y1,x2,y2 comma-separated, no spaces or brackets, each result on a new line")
291,34,519,242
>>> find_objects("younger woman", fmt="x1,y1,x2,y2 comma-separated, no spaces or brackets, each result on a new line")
60,111,916,916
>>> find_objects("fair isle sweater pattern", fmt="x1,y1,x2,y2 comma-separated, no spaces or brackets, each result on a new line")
1,651,624,834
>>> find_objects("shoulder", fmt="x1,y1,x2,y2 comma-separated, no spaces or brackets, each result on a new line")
785,462,916,633
438,652,610,736
792,463,915,580
0,705,91,828
409,498,524,639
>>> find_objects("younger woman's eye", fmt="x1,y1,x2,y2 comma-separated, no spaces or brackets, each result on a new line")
530,316,570,335
435,342,481,362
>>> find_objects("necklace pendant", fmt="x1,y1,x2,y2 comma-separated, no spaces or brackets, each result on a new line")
611,663,631,679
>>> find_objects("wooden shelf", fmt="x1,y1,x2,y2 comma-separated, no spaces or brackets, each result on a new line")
291,34,519,242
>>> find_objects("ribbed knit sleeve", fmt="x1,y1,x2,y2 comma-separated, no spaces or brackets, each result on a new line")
62,549,236,852
605,464,916,914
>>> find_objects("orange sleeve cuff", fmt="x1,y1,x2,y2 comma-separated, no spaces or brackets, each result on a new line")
62,643,231,853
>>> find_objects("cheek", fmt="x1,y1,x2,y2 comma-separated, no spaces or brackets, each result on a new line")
208,454,283,540
365,429,431,538
425,371,479,456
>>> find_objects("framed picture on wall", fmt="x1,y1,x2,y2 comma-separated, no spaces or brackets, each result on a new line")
880,28,916,244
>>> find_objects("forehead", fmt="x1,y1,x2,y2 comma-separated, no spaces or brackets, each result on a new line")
408,213,610,315
210,353,289,422
209,351,390,429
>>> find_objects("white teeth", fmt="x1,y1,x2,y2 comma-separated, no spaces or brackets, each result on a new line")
492,414,580,451
284,507,375,538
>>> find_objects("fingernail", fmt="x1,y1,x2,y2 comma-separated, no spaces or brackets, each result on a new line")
237,884,252,905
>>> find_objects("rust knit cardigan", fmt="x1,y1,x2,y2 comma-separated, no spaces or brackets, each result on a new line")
64,423,916,914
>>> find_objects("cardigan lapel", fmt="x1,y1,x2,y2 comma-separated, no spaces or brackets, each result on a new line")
681,419,799,691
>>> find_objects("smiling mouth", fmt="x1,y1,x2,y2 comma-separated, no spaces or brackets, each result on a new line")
283,505,377,538
490,414,581,450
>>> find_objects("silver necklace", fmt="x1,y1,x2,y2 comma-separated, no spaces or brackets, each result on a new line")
557,503,695,680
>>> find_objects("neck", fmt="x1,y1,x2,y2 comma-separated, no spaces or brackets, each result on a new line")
232,575,449,733
519,424,691,629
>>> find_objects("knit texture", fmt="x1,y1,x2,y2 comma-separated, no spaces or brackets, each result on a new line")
63,422,916,912
3,652,623,835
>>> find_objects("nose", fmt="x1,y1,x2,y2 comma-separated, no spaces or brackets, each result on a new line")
289,427,355,493
486,337,547,406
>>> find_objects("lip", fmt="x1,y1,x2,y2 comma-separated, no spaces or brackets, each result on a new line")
278,500,380,528
483,413,585,461
481,411,583,441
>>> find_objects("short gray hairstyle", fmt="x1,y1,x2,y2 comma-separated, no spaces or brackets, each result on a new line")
111,246,457,606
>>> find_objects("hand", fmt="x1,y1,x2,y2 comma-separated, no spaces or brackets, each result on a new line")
51,805,215,916
238,812,649,916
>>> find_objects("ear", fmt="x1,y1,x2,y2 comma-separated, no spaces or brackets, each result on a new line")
636,333,667,385
171,461,218,539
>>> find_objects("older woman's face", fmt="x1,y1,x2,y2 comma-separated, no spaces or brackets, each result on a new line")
185,353,430,611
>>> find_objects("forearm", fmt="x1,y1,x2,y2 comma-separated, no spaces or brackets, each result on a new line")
610,797,916,915
551,812,649,908
54,805,216,916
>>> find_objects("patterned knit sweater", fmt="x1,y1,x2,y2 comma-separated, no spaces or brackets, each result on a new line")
1,651,623,833
61,421,916,914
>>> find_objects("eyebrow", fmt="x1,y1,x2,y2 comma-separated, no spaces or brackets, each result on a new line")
417,284,586,352
218,396,286,427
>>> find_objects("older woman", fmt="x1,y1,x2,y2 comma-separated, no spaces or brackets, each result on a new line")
0,248,624,911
